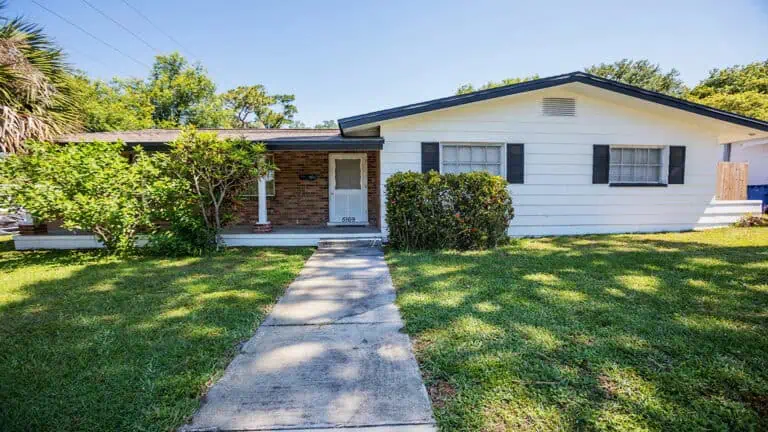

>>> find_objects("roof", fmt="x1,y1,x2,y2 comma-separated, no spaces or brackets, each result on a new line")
337,71,768,133
58,128,383,151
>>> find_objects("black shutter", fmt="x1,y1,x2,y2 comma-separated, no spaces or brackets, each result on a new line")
507,143,524,183
421,142,439,173
668,146,686,184
593,145,610,184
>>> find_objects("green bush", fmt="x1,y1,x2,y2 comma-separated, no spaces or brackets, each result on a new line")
385,171,514,250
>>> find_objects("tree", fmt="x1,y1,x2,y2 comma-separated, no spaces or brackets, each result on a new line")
163,128,274,246
585,59,687,96
68,73,154,131
457,75,540,95
287,120,307,129
221,85,297,128
0,141,160,253
145,52,228,128
314,119,338,129
686,60,768,121
0,2,79,152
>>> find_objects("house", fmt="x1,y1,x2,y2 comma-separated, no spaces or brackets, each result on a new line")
725,138,768,210
14,72,768,249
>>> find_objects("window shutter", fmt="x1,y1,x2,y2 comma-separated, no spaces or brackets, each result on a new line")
668,146,686,184
593,145,610,184
421,142,439,173
506,143,524,183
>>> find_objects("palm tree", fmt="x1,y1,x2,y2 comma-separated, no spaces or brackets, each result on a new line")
0,1,78,153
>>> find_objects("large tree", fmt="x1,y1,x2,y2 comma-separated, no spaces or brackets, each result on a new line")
0,2,79,152
69,74,154,131
144,52,228,128
686,60,768,121
222,85,297,128
585,59,687,96
457,75,540,95
314,119,338,129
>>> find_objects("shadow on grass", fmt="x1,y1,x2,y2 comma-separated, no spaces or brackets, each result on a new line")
0,236,312,431
387,228,768,431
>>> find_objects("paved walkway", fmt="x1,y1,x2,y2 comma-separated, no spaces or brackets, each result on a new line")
182,245,436,431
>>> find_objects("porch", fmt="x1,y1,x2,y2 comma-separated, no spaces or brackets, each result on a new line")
13,226,383,250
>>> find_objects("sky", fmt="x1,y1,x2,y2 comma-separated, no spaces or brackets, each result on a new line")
9,0,768,126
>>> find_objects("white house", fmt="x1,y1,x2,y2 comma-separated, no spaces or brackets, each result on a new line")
14,72,768,249
339,72,768,237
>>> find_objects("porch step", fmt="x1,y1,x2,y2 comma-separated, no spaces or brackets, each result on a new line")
317,238,382,249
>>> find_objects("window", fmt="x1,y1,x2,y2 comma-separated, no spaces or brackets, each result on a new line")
241,154,275,198
609,147,663,184
442,144,502,175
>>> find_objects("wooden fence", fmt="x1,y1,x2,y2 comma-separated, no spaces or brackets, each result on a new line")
716,162,748,200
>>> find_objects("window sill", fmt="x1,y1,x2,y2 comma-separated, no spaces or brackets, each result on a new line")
609,183,667,187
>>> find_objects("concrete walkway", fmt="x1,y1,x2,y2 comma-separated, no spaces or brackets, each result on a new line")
182,244,436,431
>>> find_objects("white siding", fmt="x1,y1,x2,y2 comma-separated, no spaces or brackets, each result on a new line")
731,142,768,185
378,87,730,237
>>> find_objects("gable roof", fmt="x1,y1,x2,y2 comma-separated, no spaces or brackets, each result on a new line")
337,71,768,133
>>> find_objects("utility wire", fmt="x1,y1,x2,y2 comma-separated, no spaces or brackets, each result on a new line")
119,0,199,60
80,0,160,53
29,0,149,69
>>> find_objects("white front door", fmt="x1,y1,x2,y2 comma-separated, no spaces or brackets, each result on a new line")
329,153,367,225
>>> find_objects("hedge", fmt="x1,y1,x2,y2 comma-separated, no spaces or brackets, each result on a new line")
385,171,514,250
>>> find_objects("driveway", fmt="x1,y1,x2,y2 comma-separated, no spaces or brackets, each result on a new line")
182,244,436,431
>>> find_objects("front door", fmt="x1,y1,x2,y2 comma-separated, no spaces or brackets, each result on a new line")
329,153,367,225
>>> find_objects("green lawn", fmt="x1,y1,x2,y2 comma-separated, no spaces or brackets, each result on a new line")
0,236,312,431
387,228,768,431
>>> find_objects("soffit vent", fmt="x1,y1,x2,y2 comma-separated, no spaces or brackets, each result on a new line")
542,97,576,116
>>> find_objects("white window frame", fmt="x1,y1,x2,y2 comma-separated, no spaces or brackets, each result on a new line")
609,145,668,185
241,154,275,198
439,142,506,178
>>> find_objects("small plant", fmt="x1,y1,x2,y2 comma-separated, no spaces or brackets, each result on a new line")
734,213,768,227
385,171,514,250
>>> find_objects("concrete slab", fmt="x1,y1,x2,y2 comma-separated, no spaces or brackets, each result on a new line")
181,246,435,432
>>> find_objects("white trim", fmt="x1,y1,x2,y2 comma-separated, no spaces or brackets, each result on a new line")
438,142,506,178
328,153,368,225
13,231,384,249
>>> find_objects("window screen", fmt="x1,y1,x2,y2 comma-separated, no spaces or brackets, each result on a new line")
335,159,361,189
609,147,663,183
442,144,502,175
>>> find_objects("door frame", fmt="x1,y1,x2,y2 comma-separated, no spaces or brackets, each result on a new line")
328,153,368,225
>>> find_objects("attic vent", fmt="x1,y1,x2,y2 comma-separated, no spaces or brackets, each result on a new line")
542,97,576,116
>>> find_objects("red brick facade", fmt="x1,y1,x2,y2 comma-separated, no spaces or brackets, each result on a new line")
237,151,380,228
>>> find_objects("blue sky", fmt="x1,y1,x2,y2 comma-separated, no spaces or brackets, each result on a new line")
11,0,768,126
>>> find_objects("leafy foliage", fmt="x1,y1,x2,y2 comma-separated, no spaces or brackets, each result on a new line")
386,171,514,250
68,73,154,131
161,128,274,245
734,213,768,227
456,75,540,95
585,59,687,96
0,2,79,153
686,60,768,120
222,85,297,128
314,119,338,129
0,141,160,253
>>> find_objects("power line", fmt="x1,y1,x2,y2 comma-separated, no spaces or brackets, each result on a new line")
119,0,199,60
29,0,149,69
79,0,160,53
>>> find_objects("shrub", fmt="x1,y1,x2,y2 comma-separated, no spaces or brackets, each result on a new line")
386,171,514,250
0,141,159,254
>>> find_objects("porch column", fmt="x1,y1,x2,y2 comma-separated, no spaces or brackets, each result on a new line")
253,176,272,233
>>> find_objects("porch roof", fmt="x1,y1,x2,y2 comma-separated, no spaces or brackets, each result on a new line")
57,129,383,151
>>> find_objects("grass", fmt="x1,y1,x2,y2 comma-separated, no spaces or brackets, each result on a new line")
0,236,312,431
387,228,768,431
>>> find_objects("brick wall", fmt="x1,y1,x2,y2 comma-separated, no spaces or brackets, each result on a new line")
238,151,379,227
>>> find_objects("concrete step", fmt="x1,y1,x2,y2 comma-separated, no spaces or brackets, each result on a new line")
317,238,382,249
